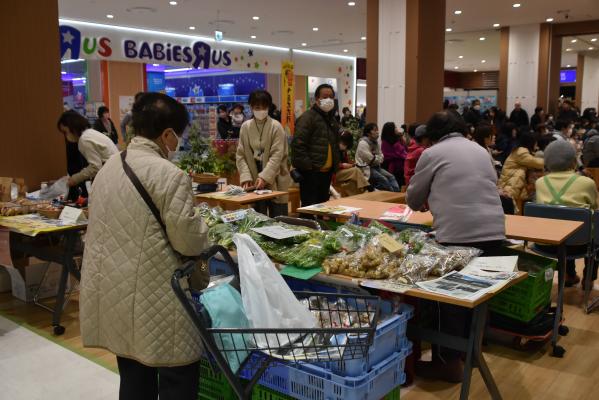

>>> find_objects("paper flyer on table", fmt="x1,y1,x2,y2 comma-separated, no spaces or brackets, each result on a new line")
460,256,519,281
379,204,413,222
252,226,309,240
360,279,416,294
415,271,505,301
300,204,362,215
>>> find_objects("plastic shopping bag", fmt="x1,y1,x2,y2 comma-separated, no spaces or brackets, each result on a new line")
39,176,69,200
233,233,317,349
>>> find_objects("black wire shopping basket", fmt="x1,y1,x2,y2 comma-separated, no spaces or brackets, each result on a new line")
171,245,381,400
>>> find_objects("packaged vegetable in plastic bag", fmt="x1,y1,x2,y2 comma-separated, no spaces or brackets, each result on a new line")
389,254,438,284
38,176,69,200
430,246,483,276
233,233,317,348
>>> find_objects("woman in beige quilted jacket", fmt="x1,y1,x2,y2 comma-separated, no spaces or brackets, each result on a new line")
80,92,209,400
236,89,290,217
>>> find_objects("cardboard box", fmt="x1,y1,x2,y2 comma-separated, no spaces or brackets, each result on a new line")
5,262,76,303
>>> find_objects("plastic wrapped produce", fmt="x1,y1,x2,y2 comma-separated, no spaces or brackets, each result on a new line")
389,254,438,284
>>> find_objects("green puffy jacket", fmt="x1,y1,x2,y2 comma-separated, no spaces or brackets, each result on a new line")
291,107,340,172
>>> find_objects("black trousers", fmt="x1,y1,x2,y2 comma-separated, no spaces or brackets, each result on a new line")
299,170,333,207
435,240,504,360
117,356,199,400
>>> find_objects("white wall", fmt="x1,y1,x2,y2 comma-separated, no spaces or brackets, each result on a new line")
356,81,367,107
506,24,540,116
377,0,407,127
582,55,599,112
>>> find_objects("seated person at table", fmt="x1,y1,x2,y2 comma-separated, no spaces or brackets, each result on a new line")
404,124,430,186
535,140,599,287
334,131,370,196
406,111,505,383
356,123,400,192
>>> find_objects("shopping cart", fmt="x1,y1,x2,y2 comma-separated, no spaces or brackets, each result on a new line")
171,245,381,400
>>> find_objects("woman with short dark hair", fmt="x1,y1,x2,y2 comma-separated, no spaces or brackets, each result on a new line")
334,131,370,196
381,122,407,188
236,89,290,216
92,106,119,144
356,123,400,192
57,110,118,189
80,92,210,400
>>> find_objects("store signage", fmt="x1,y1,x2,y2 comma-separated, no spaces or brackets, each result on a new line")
60,25,232,69
281,61,295,135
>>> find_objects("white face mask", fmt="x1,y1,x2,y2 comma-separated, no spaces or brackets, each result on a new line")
473,105,481,111
232,113,244,123
319,98,335,113
253,109,268,121
165,131,182,161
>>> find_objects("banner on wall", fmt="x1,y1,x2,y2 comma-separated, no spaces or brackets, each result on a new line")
281,61,295,135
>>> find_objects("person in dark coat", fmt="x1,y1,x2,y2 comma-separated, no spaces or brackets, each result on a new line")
509,102,529,128
530,106,545,131
216,104,234,139
92,106,119,144
558,100,579,124
463,99,482,127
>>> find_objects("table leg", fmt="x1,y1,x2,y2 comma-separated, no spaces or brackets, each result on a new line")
460,303,502,400
551,244,567,357
51,232,81,335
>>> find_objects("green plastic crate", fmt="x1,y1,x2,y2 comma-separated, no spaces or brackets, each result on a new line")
198,358,401,400
489,249,556,322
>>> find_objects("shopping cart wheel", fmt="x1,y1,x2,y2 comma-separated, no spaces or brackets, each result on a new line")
558,325,569,336
53,325,65,336
552,345,565,358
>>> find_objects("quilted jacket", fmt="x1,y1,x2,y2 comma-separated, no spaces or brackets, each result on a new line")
80,136,209,367
498,147,544,202
291,106,340,172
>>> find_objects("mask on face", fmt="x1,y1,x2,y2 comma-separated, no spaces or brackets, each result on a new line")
253,109,268,120
473,105,481,111
319,98,335,113
165,131,182,161
232,113,244,123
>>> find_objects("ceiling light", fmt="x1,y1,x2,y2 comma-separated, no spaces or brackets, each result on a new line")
571,39,577,43
474,69,478,72
446,28,452,32
566,48,572,51
590,47,595,50
343,49,349,53
188,26,195,30
458,55,464,59
61,71,66,74
106,14,114,19
348,1,356,6
169,1,177,5
312,27,319,31
301,42,307,46
546,18,554,22
567,64,571,67
454,66,459,70
152,63,159,66
252,16,260,20
479,37,486,41
493,23,500,28
481,59,487,63
513,3,521,8
250,35,256,39
361,36,366,40
454,10,462,15
592,38,598,42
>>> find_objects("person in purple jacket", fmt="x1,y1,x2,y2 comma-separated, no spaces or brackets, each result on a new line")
381,122,408,188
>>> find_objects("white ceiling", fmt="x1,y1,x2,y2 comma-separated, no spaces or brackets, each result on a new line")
58,0,599,70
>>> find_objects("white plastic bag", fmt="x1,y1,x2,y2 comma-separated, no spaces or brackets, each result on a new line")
233,233,317,349
39,176,69,200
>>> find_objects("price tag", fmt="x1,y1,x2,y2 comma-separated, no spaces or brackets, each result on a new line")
59,206,87,225
221,210,247,223
377,234,404,254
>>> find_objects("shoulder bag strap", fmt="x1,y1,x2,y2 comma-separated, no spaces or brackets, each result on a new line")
120,150,167,235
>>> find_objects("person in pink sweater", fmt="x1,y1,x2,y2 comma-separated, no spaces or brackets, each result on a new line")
404,124,430,186
381,122,408,188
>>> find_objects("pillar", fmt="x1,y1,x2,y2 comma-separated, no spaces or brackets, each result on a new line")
367,0,445,127
86,60,104,103
537,23,552,111
581,54,599,112
498,28,510,111
0,1,65,189
576,54,585,110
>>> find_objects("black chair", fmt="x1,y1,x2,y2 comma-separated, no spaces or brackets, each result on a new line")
585,212,599,313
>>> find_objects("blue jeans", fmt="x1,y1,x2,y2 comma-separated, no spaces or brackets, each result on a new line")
369,167,400,192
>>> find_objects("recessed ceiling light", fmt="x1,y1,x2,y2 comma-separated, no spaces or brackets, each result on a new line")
474,69,478,72
169,1,177,5
592,38,598,42
479,37,486,41
106,14,114,19
252,16,260,20
589,47,595,50
567,64,571,67
566,48,572,51
446,28,453,32
250,35,256,39
188,26,195,30
458,55,464,59
301,42,307,46
493,23,500,28
481,59,487,63
571,39,577,43
348,1,356,6
454,66,459,70
361,36,366,40
152,63,159,66
513,3,521,8
546,18,554,22
312,27,319,31
343,49,349,53
454,10,462,15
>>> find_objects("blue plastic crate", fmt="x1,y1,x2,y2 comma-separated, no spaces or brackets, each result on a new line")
318,304,414,376
246,347,411,400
